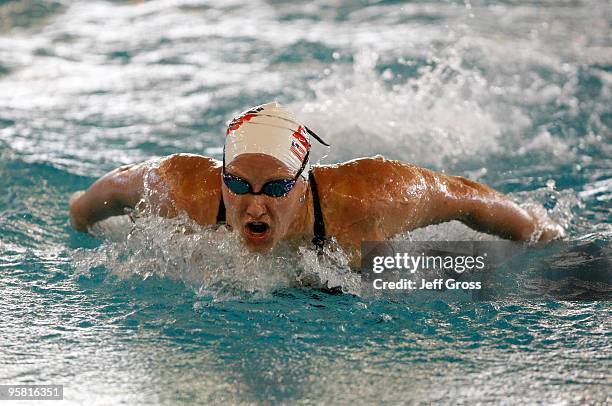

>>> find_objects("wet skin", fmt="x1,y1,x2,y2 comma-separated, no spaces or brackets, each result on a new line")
69,153,564,264
220,154,310,252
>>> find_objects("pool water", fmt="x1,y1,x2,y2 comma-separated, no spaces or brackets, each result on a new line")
1,0,610,404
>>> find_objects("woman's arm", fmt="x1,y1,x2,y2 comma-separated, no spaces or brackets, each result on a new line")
69,154,223,232
327,157,564,244
69,163,147,232
420,170,564,243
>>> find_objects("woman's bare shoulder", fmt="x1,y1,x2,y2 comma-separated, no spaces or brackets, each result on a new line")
310,156,430,244
156,153,222,175
146,154,223,225
312,155,425,198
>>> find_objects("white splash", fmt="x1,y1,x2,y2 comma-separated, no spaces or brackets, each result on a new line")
73,214,361,300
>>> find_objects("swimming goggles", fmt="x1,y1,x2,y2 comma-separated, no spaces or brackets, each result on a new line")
222,150,310,198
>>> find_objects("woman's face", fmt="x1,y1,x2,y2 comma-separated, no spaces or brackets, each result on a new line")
221,153,307,252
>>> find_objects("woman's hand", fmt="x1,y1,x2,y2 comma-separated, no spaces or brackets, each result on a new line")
67,163,146,233
526,207,566,244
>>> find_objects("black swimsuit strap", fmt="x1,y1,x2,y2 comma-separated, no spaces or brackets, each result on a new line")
308,171,326,250
216,193,226,224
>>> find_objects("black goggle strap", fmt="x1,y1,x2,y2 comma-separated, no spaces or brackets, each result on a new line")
294,150,310,180
304,126,330,147
222,144,227,173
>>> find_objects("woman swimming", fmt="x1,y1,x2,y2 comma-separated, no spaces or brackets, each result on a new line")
69,102,564,263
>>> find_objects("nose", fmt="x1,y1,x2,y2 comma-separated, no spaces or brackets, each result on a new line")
245,196,268,219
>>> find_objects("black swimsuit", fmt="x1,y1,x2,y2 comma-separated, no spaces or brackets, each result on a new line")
216,170,327,250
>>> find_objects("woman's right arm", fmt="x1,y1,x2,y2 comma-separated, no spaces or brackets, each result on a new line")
69,162,148,232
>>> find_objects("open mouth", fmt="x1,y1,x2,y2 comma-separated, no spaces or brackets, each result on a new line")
244,221,271,241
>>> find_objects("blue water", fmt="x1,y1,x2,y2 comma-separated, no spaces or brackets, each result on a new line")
1,0,611,404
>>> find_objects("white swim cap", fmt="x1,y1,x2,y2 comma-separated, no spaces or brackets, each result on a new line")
224,102,328,179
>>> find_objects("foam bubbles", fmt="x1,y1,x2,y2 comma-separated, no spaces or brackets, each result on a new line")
74,214,361,300
298,49,506,168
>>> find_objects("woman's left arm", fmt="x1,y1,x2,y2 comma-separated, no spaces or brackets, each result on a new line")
420,171,564,243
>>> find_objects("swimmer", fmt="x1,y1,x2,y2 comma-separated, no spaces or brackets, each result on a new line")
69,102,564,263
